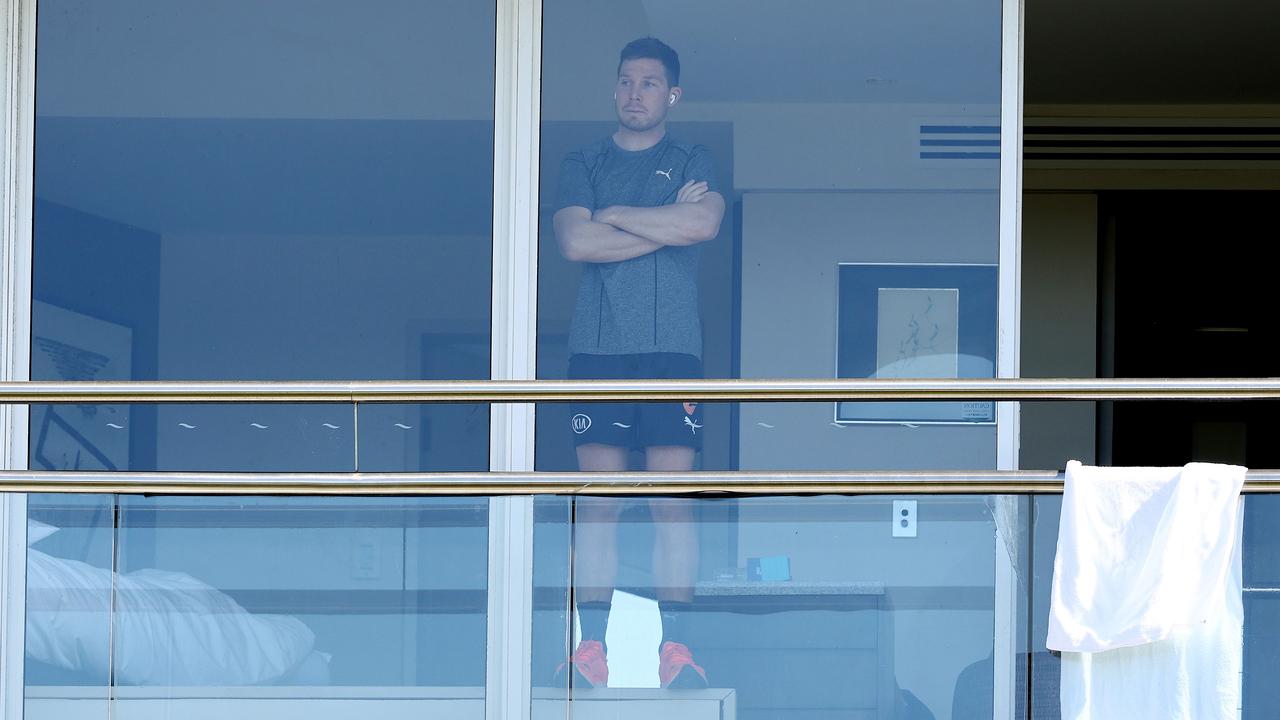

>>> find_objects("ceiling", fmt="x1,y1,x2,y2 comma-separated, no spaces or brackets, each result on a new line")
639,0,1001,104
1025,0,1280,105
545,0,1279,109
39,0,1275,115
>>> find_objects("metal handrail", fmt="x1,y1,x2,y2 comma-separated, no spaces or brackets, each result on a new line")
4,379,1273,496
3,470,1279,495
3,377,1280,403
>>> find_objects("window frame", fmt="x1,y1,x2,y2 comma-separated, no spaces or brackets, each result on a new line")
486,0,541,716
1,0,36,714
0,0,1024,717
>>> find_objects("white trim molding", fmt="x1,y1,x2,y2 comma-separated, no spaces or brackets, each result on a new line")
487,0,542,718
0,494,25,720
1,0,34,441
488,0,541,471
996,0,1025,471
1,0,35,715
994,0,1025,718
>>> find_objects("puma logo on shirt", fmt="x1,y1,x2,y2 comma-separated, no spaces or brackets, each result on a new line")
655,168,673,180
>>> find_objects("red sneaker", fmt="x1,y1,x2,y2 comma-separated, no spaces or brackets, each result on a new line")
658,641,707,689
556,640,609,688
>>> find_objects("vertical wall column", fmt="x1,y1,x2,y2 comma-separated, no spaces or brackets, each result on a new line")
487,0,543,717
0,0,35,717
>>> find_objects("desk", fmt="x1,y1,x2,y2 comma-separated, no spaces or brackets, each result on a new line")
26,686,737,720
691,581,895,720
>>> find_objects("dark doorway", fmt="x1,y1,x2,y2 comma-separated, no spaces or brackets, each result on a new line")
1102,191,1280,717
1105,190,1280,468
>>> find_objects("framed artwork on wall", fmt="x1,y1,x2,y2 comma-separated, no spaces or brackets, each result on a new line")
835,263,997,425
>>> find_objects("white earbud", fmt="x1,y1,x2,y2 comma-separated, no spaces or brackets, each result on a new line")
669,94,676,105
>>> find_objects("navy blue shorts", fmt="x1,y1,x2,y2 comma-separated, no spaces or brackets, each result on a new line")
567,353,704,450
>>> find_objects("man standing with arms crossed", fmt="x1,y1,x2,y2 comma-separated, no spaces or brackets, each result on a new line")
553,37,725,689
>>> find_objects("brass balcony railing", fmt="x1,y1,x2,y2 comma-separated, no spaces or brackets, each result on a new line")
3,377,1277,495
4,377,1280,403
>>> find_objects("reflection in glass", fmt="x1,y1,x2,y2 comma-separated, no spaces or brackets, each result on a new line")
29,403,360,473
535,494,1025,720
24,495,114,720
25,496,489,719
532,497,574,718
358,404,490,472
1243,496,1280,717
1026,495,1064,720
538,400,999,472
31,0,496,471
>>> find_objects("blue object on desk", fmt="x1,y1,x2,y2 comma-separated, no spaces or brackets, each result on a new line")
747,556,791,582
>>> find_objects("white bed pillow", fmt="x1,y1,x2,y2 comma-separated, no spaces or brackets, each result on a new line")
26,549,316,685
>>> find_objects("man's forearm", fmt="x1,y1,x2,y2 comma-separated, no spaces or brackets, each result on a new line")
595,201,721,247
561,219,663,263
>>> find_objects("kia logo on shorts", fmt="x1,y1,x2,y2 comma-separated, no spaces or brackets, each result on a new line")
571,414,592,434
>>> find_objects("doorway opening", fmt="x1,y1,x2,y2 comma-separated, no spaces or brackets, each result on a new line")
1101,190,1280,468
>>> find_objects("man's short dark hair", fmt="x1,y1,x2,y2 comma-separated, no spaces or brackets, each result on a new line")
618,37,680,87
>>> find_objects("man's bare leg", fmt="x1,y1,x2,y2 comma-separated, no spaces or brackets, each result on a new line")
563,442,629,686
645,445,698,602
574,443,628,603
644,444,705,686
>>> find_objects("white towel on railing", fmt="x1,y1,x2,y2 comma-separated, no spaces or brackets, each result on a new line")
1048,460,1245,720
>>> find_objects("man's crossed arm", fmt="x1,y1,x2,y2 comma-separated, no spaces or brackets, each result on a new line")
554,180,725,263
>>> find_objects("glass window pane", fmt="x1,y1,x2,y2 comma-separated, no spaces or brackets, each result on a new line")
24,494,115,720
25,495,490,718
29,403,359,473
532,497,574,717
535,494,1028,720
357,404,491,472
31,0,496,471
535,0,1002,470
538,400,999,472
1245,495,1280,717
1024,495,1061,720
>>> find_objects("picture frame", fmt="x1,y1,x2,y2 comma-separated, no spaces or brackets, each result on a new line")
834,263,997,425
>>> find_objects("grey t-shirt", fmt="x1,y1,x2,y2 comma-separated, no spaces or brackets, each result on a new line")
556,135,719,359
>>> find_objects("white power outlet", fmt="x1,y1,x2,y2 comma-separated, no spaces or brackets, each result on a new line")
892,500,918,538
352,539,381,579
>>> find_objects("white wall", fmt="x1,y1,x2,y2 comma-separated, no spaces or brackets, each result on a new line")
739,192,999,471
682,102,999,191
1019,193,1099,469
